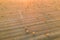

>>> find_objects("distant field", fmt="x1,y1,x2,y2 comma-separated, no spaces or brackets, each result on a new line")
0,0,60,40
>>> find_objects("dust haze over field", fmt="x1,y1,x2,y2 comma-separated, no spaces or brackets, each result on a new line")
0,0,60,22
0,0,60,40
